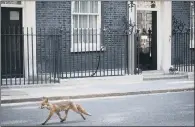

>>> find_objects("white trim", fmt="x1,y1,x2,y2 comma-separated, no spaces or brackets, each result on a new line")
190,40,194,48
190,2,194,49
1,1,36,78
135,1,160,11
1,4,24,8
22,1,37,77
161,1,172,73
136,8,159,11
71,1,101,52
157,10,161,70
133,1,161,70
1,1,24,8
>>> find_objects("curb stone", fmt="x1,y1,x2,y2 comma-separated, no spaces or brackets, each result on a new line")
1,87,194,104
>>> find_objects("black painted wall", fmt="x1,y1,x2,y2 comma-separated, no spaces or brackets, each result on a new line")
171,1,194,66
36,1,128,77
35,1,194,76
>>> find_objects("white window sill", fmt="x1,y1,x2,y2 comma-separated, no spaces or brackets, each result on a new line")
70,43,102,52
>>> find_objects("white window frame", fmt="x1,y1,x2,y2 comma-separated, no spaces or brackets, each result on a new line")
190,2,194,48
71,1,101,52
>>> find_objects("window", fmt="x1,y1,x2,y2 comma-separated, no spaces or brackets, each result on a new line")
71,1,101,52
190,2,194,48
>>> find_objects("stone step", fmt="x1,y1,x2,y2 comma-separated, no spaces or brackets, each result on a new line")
143,74,188,81
142,71,164,76
142,70,188,76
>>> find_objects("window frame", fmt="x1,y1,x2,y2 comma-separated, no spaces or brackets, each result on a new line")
190,2,194,48
71,1,101,52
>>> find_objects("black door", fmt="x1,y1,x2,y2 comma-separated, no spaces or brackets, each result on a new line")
1,7,23,78
136,10,157,71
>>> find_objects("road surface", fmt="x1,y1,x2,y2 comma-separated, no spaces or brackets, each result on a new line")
1,91,194,126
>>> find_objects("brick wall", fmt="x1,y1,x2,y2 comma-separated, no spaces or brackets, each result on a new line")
36,1,193,75
36,1,128,77
171,1,194,66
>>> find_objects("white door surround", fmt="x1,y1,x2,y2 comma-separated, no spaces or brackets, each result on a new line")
128,1,172,72
1,1,36,77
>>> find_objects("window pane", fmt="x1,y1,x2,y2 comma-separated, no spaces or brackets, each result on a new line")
73,29,79,43
73,1,79,13
80,1,89,13
89,15,97,28
81,29,89,43
73,15,78,28
89,28,97,44
89,1,98,13
79,15,88,28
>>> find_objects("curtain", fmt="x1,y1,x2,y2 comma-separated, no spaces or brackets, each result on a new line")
73,1,98,44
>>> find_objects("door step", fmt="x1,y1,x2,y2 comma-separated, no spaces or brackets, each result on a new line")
142,71,189,81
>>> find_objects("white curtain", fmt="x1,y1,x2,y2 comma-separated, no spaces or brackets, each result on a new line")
73,1,98,44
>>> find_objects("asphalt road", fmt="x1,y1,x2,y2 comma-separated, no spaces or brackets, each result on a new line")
1,91,194,126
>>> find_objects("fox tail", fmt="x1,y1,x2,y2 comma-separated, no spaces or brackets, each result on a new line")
76,104,92,116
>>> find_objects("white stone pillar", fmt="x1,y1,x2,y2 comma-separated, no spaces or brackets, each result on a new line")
127,1,136,74
23,1,37,79
161,1,172,73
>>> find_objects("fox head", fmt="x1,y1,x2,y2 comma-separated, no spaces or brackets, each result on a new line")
40,97,49,109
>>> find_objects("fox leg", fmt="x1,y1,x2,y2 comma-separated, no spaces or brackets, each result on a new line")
56,112,63,122
71,103,86,120
60,110,69,122
42,111,54,125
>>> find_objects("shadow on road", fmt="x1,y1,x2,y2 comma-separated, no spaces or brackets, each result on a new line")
37,120,86,126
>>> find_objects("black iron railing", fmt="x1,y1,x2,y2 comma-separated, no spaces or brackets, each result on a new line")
1,26,61,85
60,28,129,79
172,32,194,72
1,26,193,86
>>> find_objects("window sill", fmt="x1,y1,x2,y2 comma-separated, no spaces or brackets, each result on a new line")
70,43,106,53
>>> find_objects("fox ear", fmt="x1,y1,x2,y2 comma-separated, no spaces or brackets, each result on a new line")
42,96,47,101
45,98,48,102
42,97,48,102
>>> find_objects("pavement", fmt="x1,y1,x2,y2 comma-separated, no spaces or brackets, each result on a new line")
1,78,194,104
1,91,194,126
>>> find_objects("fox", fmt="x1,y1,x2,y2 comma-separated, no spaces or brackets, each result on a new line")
40,97,92,125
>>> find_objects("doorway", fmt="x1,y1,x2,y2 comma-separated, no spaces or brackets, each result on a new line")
136,10,157,70
1,7,23,78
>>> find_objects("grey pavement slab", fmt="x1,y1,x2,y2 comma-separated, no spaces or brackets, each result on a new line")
1,79,194,104
1,91,194,126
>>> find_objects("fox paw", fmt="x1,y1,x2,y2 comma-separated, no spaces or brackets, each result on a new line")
41,123,45,125
60,119,65,123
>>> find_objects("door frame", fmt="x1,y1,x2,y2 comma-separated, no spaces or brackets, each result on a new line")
1,1,37,78
135,7,161,70
136,10,158,70
127,1,163,70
